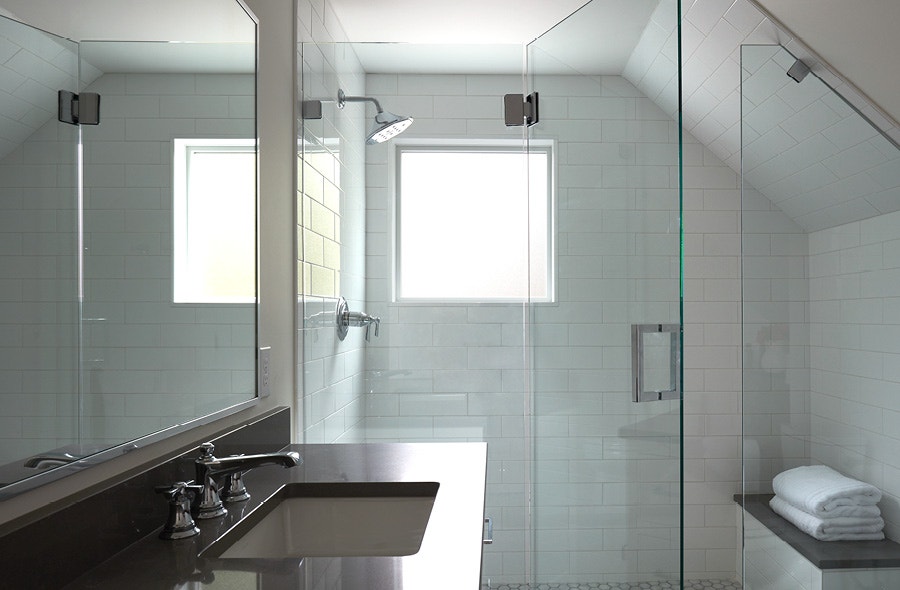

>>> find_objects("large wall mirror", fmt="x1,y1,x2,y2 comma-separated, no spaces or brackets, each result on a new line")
0,0,258,497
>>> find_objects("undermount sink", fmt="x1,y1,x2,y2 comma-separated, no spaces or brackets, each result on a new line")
204,481,440,559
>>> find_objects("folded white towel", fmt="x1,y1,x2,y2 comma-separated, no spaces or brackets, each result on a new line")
772,465,882,516
806,503,881,519
770,496,885,541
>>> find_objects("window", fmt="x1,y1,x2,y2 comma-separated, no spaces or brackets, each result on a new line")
173,138,256,303
395,142,553,301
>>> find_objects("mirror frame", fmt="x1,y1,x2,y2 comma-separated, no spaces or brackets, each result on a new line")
0,0,260,501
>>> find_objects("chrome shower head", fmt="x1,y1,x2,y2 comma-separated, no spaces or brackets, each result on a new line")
338,89,414,144
366,110,413,145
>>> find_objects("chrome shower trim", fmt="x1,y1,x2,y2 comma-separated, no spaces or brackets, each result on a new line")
337,88,383,112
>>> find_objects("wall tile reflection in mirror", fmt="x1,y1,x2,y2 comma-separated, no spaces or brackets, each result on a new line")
0,0,258,495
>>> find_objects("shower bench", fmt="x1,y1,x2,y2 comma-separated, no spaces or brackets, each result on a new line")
736,494,900,589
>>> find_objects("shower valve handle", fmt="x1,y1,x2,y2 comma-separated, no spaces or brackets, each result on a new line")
335,297,380,342
345,310,380,341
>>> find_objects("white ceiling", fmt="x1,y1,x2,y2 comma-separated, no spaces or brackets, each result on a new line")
328,0,589,44
341,0,659,76
344,0,659,76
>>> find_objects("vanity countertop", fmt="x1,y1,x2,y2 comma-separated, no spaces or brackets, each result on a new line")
62,442,488,590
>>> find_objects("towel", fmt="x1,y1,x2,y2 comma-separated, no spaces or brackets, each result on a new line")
772,465,882,516
770,496,885,541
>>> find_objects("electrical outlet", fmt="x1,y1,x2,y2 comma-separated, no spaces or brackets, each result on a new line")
258,346,271,397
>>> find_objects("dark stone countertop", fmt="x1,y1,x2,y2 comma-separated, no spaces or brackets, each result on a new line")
737,493,900,569
63,443,488,590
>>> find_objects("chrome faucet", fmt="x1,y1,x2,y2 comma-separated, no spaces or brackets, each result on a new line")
193,442,302,519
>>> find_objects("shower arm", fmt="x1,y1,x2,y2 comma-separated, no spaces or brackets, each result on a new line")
338,89,384,114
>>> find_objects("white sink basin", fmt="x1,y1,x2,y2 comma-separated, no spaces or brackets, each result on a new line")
206,481,439,559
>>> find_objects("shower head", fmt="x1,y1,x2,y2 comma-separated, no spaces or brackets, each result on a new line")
338,89,414,144
367,110,414,145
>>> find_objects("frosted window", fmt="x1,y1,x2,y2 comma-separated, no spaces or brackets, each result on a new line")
397,146,552,301
173,139,256,303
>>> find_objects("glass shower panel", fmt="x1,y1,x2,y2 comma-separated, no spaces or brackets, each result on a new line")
0,16,80,478
526,0,683,586
740,44,900,589
298,40,533,586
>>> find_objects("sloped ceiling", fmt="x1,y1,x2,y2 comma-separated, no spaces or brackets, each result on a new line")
741,45,900,231
755,0,900,126
0,16,89,162
624,0,900,232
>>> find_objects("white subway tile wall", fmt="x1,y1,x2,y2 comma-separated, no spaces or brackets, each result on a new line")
80,73,256,444
740,182,810,498
807,209,900,541
742,509,822,590
359,73,528,585
682,138,743,581
297,0,368,444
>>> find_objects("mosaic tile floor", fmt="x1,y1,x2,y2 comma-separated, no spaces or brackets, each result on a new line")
487,580,742,590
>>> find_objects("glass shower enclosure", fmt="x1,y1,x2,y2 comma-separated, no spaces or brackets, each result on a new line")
740,43,900,589
297,0,684,587
526,1,683,585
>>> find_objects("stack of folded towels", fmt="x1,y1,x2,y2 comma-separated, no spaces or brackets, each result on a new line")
770,465,884,541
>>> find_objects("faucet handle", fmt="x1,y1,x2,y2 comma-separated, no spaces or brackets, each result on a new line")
218,453,251,503
155,481,203,540
221,471,251,503
364,314,381,341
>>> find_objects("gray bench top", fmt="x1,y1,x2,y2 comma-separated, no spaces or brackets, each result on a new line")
736,494,900,570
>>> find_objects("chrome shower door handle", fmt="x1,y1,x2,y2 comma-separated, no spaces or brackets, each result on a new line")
483,517,493,544
631,323,681,402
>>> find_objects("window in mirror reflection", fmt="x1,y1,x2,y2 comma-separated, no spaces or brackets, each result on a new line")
173,138,256,303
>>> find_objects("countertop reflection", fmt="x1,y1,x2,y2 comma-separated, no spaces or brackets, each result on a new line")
62,443,488,590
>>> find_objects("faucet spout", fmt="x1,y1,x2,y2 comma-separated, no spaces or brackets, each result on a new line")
193,442,302,519
201,451,301,477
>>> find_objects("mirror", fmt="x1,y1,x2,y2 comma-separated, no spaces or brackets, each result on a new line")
0,0,258,497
